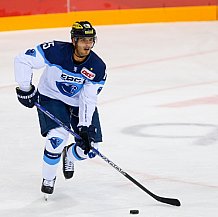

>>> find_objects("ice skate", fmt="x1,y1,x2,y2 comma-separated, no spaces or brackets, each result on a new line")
41,177,56,200
63,145,74,179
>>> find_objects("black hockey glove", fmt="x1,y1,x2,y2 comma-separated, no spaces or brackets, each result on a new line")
78,125,96,155
16,85,38,108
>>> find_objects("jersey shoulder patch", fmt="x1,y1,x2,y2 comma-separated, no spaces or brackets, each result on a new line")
25,49,36,57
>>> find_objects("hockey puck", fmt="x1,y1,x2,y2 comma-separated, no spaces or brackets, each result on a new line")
130,210,139,214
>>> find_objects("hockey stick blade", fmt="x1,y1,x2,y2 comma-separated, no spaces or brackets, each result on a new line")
125,174,181,206
127,171,181,206
154,195,181,206
35,102,181,206
92,148,181,207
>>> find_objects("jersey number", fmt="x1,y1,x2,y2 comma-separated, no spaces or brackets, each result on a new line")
42,41,55,50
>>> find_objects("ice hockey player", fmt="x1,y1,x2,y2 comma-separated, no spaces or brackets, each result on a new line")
14,21,107,196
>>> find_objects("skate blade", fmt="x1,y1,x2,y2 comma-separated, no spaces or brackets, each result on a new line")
44,193,49,201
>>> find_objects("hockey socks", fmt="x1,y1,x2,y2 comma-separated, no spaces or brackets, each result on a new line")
42,127,69,180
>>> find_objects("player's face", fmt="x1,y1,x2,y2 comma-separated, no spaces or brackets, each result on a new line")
73,37,95,58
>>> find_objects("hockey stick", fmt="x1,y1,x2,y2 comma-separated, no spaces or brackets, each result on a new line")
35,102,181,207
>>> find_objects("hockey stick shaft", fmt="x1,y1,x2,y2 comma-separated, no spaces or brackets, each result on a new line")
35,102,82,140
35,102,181,206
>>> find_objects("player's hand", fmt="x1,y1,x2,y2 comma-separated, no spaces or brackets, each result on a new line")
16,85,38,108
78,125,96,155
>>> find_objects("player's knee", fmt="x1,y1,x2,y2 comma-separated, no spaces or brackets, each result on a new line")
45,127,69,153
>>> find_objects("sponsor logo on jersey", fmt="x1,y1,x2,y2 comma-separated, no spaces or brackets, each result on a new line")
61,73,83,84
81,67,95,80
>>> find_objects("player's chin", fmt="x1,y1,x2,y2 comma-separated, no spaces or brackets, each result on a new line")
83,50,91,55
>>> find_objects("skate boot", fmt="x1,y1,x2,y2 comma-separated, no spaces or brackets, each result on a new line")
41,177,56,194
63,145,74,179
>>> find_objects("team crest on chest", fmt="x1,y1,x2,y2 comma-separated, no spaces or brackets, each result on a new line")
81,67,95,80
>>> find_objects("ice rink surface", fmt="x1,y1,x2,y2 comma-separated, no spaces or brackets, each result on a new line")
0,21,218,217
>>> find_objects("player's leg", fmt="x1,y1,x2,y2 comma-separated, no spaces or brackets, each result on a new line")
37,94,71,193
41,127,69,193
63,107,102,179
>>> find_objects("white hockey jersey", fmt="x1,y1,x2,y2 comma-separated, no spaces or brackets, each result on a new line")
14,40,107,126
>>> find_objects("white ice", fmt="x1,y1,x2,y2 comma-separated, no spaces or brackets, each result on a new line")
0,21,218,217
